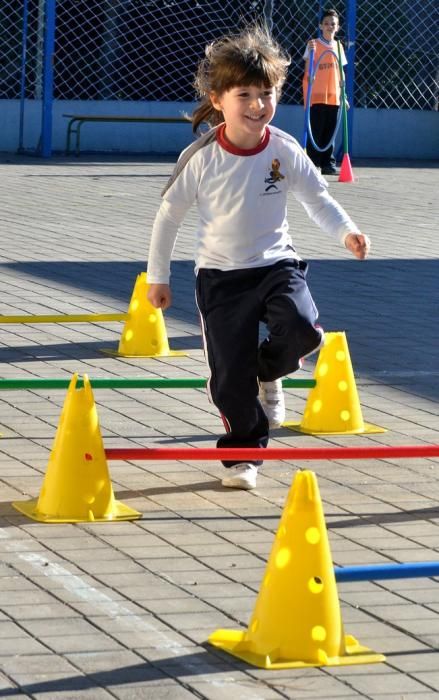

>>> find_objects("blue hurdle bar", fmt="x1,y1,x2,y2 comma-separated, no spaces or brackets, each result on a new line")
334,561,439,583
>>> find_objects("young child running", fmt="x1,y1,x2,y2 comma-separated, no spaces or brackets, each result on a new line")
302,8,347,174
147,25,370,490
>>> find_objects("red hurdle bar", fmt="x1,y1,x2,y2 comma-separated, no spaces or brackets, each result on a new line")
105,445,439,461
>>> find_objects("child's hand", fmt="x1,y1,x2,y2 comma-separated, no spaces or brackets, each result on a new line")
147,283,172,310
345,233,371,260
308,39,317,51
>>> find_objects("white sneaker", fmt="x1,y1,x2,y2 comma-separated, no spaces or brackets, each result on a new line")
222,463,258,490
259,378,285,428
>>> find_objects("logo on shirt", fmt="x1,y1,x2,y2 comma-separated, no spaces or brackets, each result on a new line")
264,158,285,193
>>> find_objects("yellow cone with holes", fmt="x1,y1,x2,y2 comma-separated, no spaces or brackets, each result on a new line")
208,470,384,668
12,374,140,522
285,331,386,434
104,272,185,357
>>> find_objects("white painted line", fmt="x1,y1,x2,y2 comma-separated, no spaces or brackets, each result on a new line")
0,531,267,697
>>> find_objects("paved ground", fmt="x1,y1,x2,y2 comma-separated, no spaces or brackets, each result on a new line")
0,152,438,699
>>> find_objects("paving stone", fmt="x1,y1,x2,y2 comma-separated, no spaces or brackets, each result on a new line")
0,155,438,698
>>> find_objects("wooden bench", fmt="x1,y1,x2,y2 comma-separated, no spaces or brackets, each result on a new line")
63,114,192,156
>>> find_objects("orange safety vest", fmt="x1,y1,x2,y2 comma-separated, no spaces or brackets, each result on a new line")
303,39,346,106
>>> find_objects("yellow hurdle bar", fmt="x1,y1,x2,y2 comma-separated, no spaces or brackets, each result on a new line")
0,313,127,324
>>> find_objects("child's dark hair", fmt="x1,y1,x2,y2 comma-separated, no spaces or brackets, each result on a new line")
321,8,340,22
192,24,291,134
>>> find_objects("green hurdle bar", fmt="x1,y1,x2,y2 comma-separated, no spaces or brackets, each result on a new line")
0,377,316,390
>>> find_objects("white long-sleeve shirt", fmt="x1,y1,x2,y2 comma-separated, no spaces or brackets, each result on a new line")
147,123,359,284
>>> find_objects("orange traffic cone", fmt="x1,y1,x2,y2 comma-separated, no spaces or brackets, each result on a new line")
209,470,385,669
338,153,355,183
13,374,140,522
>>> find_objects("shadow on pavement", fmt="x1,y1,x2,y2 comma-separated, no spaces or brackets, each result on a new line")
0,651,246,697
1,257,438,399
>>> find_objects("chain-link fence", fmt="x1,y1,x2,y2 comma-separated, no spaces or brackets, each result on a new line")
2,1,438,108
355,0,438,109
1,0,44,100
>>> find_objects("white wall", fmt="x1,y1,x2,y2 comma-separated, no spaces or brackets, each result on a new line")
1,99,438,159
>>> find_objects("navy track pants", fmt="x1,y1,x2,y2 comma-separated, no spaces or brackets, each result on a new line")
195,259,323,467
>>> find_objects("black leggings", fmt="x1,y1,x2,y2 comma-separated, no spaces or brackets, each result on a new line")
196,259,322,466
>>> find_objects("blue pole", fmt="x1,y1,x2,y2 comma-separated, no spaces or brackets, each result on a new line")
302,48,314,149
40,0,56,158
345,0,357,157
18,0,29,153
334,561,439,583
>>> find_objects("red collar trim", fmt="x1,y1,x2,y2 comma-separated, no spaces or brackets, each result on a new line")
216,123,270,155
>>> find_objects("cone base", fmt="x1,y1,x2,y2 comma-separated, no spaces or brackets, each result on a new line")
283,420,387,435
208,629,385,669
12,498,141,523
338,154,356,183
101,347,187,358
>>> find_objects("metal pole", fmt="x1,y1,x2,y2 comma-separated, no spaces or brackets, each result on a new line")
40,0,56,157
18,0,29,153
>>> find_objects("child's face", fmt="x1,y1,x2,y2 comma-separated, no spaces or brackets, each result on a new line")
210,84,277,150
320,15,339,41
